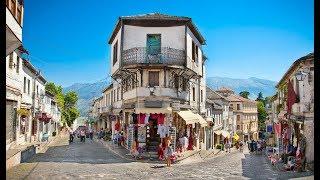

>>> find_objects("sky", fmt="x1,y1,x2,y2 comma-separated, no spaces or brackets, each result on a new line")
22,0,314,87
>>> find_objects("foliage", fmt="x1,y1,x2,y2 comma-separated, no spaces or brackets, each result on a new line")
256,92,264,102
257,101,267,131
239,91,250,98
216,144,223,149
45,82,80,127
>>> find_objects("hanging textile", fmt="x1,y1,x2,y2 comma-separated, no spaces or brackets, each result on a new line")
158,113,165,125
144,114,150,124
287,80,298,114
115,121,120,131
132,113,137,124
138,113,146,124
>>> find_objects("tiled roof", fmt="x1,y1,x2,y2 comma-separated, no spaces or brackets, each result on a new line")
108,13,205,45
276,52,314,88
216,87,234,93
121,13,190,21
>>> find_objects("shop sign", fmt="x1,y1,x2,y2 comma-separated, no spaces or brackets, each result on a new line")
145,101,163,108
123,103,135,109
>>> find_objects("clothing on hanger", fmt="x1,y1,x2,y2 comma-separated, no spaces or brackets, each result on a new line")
138,113,146,124
145,114,150,124
132,113,137,124
158,113,165,125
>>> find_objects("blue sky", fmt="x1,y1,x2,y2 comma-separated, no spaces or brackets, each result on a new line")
23,0,314,87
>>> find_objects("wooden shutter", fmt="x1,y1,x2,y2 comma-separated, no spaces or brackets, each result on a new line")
149,71,159,87
113,41,118,65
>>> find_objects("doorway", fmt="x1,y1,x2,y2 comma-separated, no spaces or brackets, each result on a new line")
146,118,160,151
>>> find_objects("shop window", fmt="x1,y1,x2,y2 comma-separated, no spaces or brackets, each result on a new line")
113,41,118,65
149,71,159,87
201,90,203,102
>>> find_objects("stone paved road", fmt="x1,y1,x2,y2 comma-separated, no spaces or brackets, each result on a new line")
7,135,313,180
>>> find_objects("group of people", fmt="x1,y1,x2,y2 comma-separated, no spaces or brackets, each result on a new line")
69,127,94,143
247,139,266,154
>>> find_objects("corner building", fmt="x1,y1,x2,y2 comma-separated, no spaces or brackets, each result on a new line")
107,13,208,152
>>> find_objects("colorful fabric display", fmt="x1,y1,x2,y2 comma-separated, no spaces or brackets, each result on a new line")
138,113,146,124
158,113,165,125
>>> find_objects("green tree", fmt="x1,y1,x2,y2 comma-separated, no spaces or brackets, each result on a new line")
45,82,80,126
256,92,264,101
257,101,267,131
239,91,250,98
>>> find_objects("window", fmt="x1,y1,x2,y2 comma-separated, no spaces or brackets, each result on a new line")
174,74,179,89
192,87,195,101
113,41,118,65
118,88,120,101
146,34,161,55
10,0,16,16
113,90,116,102
36,85,39,97
148,71,159,87
237,125,240,130
200,90,203,102
237,115,240,121
23,77,26,93
192,41,195,61
295,78,300,100
27,79,30,95
182,78,187,91
17,6,22,25
16,56,20,73
237,104,240,110
9,53,14,68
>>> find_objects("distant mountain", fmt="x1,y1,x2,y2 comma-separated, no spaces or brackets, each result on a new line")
63,78,111,116
64,76,277,116
206,77,277,99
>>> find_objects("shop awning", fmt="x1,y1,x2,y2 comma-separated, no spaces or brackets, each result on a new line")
206,117,213,122
178,110,200,125
221,130,231,138
135,107,172,114
196,114,207,127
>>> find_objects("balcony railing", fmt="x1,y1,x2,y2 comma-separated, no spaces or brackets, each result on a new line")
122,47,185,66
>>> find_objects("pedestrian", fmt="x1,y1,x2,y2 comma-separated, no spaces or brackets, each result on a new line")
225,139,231,153
89,128,93,140
69,128,74,143
239,140,243,152
164,139,173,167
80,129,86,142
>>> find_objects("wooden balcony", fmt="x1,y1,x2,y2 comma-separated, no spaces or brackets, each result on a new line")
122,47,185,66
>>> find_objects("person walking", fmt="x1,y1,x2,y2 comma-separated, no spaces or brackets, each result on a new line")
164,139,173,167
80,129,86,142
69,128,74,143
89,128,93,140
239,140,244,152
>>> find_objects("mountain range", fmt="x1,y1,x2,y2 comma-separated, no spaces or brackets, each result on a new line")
63,76,277,116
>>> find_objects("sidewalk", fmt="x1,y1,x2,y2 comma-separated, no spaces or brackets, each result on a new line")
95,137,229,164
6,133,61,170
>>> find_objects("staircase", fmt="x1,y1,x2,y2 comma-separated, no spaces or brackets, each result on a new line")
146,137,160,159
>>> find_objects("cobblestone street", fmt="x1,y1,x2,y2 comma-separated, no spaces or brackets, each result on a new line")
7,135,313,180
